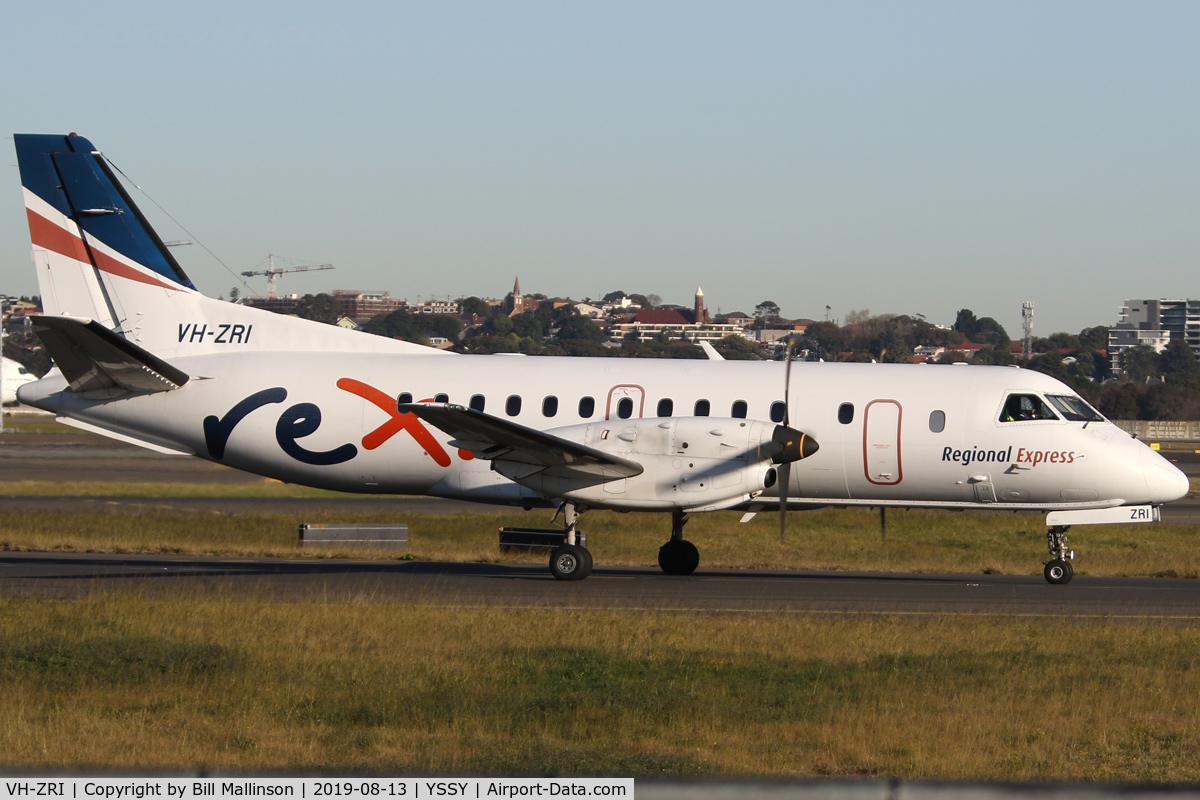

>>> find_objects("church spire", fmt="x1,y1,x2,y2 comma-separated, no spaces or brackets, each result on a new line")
510,276,525,316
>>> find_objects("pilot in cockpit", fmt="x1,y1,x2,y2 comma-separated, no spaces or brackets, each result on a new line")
1001,394,1058,422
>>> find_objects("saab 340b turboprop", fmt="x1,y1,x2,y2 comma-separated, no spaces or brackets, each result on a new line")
13,133,1189,583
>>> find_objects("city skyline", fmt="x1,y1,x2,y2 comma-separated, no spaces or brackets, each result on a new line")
3,2,1198,336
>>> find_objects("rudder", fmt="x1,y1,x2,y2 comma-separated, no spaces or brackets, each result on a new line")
16,133,197,330
14,133,444,359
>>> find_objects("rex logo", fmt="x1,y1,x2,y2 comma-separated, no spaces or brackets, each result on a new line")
202,379,466,467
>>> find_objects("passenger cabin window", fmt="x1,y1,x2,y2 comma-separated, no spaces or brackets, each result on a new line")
731,400,748,419
469,394,486,412
929,410,946,433
579,396,595,418
694,399,711,416
542,396,559,417
397,392,412,409
616,397,634,419
770,401,786,423
434,393,449,403
657,398,673,417
1000,394,1059,423
838,403,854,424
1045,394,1104,422
506,395,522,417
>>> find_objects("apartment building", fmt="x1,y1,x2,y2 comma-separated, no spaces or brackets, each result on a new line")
1109,299,1200,374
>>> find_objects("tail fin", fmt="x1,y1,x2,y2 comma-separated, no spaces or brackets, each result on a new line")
14,134,441,359
16,133,195,326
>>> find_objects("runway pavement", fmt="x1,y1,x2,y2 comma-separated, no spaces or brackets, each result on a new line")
3,550,1200,621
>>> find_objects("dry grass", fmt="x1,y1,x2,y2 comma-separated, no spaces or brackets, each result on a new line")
0,590,1197,780
2,505,1200,579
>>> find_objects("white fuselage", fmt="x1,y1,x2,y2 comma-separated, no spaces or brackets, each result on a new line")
18,353,1188,512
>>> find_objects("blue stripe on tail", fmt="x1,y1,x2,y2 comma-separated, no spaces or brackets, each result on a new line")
14,133,196,290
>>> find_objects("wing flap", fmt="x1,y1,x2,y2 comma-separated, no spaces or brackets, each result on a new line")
32,315,190,394
401,403,643,484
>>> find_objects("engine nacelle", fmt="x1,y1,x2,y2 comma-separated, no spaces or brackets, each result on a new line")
492,416,791,511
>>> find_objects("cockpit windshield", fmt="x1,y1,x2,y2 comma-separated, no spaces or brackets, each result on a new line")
1000,393,1059,422
1045,394,1105,423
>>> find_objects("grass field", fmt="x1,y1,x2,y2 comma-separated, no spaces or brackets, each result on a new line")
0,590,1198,780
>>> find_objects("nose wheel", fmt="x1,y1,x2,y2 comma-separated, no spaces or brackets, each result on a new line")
1043,525,1074,585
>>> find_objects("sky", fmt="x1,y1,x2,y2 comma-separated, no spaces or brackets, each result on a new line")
2,1,1198,336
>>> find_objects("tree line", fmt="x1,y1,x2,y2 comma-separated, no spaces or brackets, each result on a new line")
272,293,1200,420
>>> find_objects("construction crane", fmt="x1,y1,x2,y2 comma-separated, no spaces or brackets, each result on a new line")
241,255,335,298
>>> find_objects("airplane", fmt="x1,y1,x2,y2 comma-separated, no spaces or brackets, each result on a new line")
12,133,1190,584
2,356,38,405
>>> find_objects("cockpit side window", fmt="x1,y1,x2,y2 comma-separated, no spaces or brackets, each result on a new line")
999,393,1059,423
1045,394,1105,422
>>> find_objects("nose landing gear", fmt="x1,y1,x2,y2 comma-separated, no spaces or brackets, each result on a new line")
1043,525,1074,585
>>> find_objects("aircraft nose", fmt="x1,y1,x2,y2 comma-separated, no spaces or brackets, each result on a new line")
1141,446,1190,504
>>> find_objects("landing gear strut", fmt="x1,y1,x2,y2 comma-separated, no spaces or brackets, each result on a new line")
549,502,592,581
1043,525,1074,585
658,510,700,576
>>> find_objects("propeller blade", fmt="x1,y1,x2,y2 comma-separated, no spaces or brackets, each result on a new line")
778,461,790,544
780,336,798,544
783,337,795,427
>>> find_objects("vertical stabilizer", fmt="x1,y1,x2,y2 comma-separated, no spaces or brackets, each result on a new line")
16,133,196,331
14,134,443,358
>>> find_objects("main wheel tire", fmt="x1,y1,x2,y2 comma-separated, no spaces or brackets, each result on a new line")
658,539,700,576
1044,558,1073,585
550,544,592,581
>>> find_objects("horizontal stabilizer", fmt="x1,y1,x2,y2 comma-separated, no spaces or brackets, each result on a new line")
401,403,643,484
33,315,190,394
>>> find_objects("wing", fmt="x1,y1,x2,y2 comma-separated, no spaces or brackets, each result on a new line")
33,315,190,394
400,403,643,486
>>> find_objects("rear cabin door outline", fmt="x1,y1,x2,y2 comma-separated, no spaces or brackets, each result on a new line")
863,399,903,485
605,385,645,420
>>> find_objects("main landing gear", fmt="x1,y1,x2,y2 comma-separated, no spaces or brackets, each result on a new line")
658,510,700,576
549,502,592,582
546,505,703,580
1044,525,1074,585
